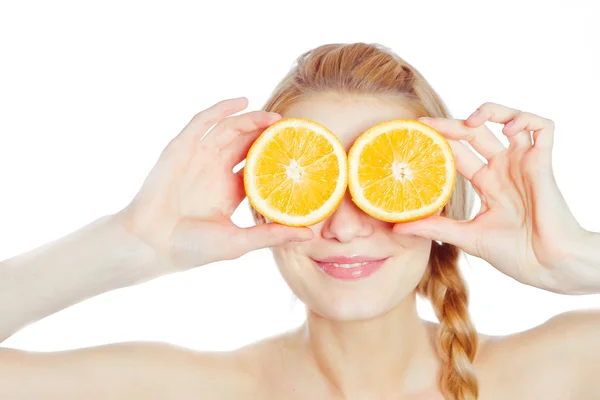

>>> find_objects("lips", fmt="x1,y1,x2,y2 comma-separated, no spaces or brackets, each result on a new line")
312,255,389,280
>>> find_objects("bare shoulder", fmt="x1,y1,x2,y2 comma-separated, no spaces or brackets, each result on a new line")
0,341,259,399
475,310,600,400
155,341,260,396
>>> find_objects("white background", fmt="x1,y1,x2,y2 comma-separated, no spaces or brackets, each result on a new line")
1,1,599,352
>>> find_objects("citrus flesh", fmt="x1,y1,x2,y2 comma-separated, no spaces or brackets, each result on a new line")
348,119,455,223
244,118,347,227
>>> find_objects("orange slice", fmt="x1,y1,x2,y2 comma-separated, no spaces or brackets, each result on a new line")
347,119,455,223
244,118,347,227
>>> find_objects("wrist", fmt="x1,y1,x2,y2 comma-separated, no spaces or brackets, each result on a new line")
551,229,600,295
100,213,162,286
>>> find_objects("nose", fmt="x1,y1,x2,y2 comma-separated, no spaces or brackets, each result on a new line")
321,192,374,242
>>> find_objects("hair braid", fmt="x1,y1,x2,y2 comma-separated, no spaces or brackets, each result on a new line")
419,241,479,400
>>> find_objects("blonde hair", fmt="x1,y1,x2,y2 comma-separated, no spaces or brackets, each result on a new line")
251,42,478,400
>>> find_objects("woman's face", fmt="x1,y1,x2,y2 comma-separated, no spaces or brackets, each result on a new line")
271,92,433,321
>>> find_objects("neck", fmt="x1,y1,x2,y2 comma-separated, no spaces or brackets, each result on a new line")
299,293,440,398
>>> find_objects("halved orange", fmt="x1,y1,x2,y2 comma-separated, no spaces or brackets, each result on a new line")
244,118,347,227
347,119,455,223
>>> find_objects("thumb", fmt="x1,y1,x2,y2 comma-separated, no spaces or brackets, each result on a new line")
393,216,475,253
237,222,314,253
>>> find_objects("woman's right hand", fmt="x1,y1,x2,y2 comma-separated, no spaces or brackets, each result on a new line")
116,97,313,272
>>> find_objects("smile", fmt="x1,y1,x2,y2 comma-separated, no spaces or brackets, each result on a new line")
312,256,389,280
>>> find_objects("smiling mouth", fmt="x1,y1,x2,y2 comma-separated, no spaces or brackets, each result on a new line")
324,261,372,268
312,257,389,280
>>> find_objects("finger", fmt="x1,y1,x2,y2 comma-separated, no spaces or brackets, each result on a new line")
502,114,534,151
419,117,505,160
532,126,555,155
235,223,314,253
532,123,555,150
507,130,532,150
465,102,521,128
448,139,486,181
178,97,249,142
234,164,245,176
466,103,555,148
393,216,478,256
227,168,247,210
476,189,489,211
207,111,282,151
503,112,555,152
221,125,268,168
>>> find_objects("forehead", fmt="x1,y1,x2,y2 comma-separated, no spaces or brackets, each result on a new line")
280,93,419,149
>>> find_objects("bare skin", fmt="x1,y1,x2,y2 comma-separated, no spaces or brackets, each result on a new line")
0,96,599,399
1,312,597,399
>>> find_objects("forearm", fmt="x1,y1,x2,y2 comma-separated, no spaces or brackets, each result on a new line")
0,215,158,342
553,230,600,295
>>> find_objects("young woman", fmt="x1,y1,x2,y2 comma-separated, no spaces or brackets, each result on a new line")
1,42,599,400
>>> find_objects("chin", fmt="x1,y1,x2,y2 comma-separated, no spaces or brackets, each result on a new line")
274,249,430,322
309,292,407,321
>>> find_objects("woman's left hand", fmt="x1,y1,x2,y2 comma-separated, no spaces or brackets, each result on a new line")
393,102,592,293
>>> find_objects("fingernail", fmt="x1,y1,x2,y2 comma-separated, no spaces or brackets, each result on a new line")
418,117,432,124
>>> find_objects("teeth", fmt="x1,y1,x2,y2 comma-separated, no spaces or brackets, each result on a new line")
330,262,370,268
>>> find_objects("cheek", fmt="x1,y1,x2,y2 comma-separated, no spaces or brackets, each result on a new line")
391,230,432,250
402,240,433,280
386,235,433,290
271,245,311,292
